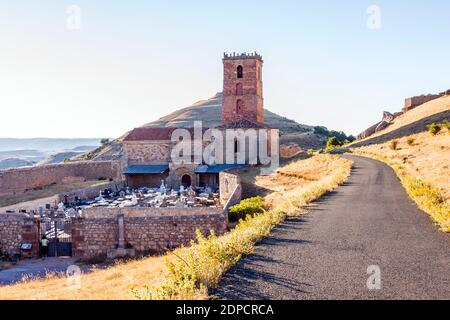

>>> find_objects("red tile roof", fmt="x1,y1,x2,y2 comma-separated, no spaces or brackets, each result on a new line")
123,127,209,141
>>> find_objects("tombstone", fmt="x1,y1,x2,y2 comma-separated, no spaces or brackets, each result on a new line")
159,180,166,194
107,214,135,259
57,202,65,212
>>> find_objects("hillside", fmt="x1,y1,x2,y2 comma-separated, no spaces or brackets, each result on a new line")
348,95,450,231
350,95,450,148
0,145,100,170
0,158,35,170
82,93,338,161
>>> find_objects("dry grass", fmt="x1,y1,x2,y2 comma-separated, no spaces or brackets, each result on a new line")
0,155,352,300
0,256,167,300
258,155,345,209
352,130,450,232
135,155,352,300
0,180,107,209
356,95,450,143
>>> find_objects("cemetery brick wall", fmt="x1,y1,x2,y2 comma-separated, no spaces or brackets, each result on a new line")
0,214,39,257
0,161,122,197
72,207,228,258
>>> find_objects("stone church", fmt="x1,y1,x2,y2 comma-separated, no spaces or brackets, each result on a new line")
121,52,278,189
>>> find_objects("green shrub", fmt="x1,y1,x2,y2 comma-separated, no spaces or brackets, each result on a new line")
406,137,415,146
427,123,441,135
228,196,265,222
390,140,399,150
325,136,342,152
307,149,314,156
442,120,450,132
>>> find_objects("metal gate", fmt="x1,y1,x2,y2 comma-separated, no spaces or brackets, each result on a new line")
39,218,72,257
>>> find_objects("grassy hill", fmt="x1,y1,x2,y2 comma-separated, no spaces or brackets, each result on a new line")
80,92,341,161
348,95,450,232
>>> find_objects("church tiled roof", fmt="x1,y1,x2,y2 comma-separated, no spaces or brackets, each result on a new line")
123,127,209,142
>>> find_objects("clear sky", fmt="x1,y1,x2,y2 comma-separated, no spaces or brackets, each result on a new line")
1,0,449,138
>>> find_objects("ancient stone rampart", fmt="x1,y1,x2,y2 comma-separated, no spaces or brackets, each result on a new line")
0,161,122,197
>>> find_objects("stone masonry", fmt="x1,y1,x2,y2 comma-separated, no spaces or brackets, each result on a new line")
0,213,39,257
222,53,264,124
0,161,122,197
72,207,228,258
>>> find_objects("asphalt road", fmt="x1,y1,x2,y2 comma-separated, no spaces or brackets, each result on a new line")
215,155,450,300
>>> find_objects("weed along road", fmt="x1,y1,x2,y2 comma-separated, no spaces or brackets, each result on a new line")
216,155,450,300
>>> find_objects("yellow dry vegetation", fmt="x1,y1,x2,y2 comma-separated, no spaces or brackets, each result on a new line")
355,95,450,143
0,256,166,300
0,155,352,300
352,130,450,232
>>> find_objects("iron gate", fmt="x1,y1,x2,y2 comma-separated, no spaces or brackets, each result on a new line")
39,218,72,257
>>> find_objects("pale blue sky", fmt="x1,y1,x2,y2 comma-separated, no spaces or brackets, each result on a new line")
1,1,449,138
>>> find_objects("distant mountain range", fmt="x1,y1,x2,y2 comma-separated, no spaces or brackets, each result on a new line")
0,138,103,152
0,138,104,170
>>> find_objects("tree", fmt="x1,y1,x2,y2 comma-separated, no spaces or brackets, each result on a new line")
326,136,342,152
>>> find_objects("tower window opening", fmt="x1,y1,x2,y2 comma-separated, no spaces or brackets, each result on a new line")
237,65,243,78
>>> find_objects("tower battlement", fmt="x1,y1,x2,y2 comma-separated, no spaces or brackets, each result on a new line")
223,52,263,61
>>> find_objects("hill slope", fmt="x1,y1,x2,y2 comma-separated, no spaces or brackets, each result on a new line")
348,95,450,232
350,95,450,148
83,92,332,161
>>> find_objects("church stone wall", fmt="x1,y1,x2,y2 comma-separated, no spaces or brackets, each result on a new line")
123,141,171,164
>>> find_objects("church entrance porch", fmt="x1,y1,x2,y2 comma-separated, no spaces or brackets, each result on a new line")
181,175,192,187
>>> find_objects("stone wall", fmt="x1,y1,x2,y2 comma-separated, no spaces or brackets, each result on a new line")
123,141,171,164
0,213,39,257
403,92,447,112
72,207,227,258
219,170,242,206
0,161,122,197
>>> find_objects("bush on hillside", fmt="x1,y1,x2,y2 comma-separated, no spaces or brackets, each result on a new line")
228,196,265,222
427,123,441,136
326,136,342,152
313,127,355,143
406,137,415,146
390,140,399,150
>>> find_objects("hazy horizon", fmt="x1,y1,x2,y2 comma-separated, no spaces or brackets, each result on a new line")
1,1,449,139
